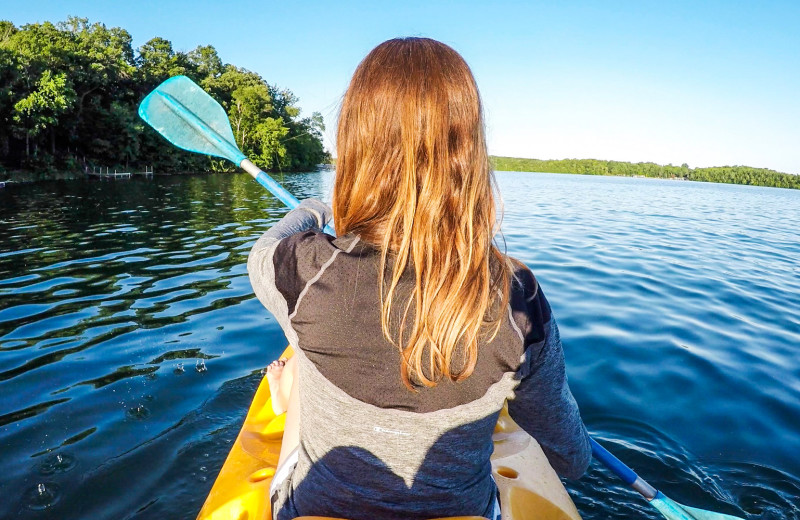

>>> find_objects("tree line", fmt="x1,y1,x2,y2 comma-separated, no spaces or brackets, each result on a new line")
492,157,800,190
0,17,328,179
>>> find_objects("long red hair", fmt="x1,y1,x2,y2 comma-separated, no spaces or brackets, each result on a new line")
333,38,511,388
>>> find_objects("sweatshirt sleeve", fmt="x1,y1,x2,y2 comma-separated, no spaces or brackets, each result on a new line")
247,198,332,341
507,286,591,480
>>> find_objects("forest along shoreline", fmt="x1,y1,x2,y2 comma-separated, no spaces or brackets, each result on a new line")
0,17,328,183
1,17,798,191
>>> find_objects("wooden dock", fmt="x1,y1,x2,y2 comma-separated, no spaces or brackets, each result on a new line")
86,166,154,180
87,167,131,179
133,166,154,178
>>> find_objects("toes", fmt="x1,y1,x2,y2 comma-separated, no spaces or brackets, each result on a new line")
266,360,286,373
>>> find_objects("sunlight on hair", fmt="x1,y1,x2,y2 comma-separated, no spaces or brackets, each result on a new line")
333,37,512,388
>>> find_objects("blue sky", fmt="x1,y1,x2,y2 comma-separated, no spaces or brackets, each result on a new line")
6,1,800,173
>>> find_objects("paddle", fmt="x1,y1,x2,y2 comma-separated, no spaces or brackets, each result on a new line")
138,75,744,520
591,438,744,520
137,75,334,235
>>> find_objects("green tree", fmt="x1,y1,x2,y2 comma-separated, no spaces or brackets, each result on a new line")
138,37,186,83
0,43,18,158
230,83,273,150
254,117,289,169
187,45,223,79
12,70,75,158
58,18,136,151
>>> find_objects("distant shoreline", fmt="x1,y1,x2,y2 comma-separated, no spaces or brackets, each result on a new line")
3,157,798,192
491,156,799,190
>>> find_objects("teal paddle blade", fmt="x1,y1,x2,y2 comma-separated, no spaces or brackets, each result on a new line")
139,75,333,231
652,493,746,520
138,75,246,164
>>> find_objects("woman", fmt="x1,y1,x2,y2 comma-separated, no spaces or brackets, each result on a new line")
248,37,590,520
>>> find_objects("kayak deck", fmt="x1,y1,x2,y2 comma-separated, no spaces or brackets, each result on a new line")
197,348,581,520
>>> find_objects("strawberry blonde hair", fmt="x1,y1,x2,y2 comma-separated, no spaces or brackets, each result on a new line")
333,38,511,388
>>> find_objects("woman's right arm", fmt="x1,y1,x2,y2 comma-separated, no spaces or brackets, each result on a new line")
251,198,331,251
247,198,331,332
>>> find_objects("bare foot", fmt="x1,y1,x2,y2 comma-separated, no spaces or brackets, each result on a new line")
266,359,288,415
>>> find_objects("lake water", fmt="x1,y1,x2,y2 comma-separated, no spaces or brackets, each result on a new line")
0,171,798,519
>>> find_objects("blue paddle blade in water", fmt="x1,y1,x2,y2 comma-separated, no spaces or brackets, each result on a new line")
591,440,747,520
652,493,746,520
138,75,246,164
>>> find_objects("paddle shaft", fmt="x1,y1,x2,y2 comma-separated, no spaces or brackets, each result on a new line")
591,438,658,500
241,158,335,234
240,159,301,209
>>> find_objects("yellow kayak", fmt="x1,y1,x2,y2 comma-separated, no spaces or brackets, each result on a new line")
197,347,582,520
